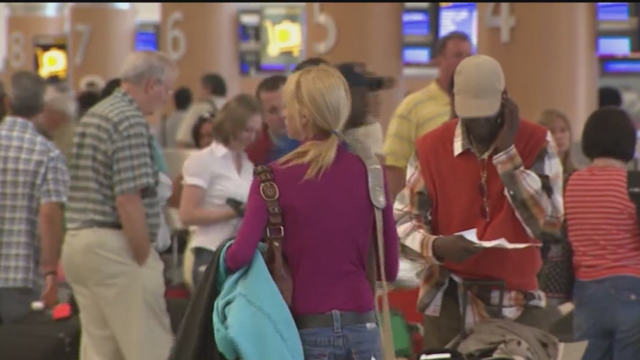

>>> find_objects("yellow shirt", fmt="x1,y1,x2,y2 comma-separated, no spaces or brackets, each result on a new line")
383,81,450,169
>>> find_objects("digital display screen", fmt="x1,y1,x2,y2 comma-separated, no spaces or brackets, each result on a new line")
33,35,68,81
597,36,632,56
403,46,431,65
135,31,158,51
438,3,478,49
239,11,261,43
602,59,640,73
259,6,303,72
597,3,630,21
403,10,430,36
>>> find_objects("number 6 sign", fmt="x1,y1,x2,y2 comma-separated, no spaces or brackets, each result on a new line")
166,11,187,61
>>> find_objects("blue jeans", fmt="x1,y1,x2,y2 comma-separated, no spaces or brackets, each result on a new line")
298,311,382,360
191,247,215,287
574,276,640,360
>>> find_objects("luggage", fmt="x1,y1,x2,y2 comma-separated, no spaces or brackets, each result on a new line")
167,297,190,334
0,312,80,360
389,310,413,358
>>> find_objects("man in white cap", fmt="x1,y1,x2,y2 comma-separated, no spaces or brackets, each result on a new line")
394,55,565,348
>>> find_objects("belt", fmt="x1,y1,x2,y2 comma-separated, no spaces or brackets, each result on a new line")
73,221,122,230
295,311,376,330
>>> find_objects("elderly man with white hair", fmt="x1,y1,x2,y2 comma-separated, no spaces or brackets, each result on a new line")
62,51,177,360
39,85,78,160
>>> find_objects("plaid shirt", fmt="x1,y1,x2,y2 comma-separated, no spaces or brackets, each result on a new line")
0,117,69,288
394,121,564,329
66,89,160,241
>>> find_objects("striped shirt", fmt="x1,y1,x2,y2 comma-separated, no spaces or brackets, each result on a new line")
383,81,450,170
0,117,69,288
66,90,161,241
566,166,640,280
394,121,564,328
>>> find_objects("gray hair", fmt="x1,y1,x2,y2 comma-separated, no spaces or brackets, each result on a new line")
9,71,46,118
119,51,177,86
44,85,77,120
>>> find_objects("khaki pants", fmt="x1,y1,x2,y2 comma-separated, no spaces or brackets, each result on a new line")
62,228,173,360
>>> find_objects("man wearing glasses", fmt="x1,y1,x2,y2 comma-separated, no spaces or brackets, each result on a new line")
63,51,176,360
394,55,564,349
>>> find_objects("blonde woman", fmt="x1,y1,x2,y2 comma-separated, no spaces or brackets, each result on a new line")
538,109,576,305
178,94,262,286
538,109,576,177
224,65,399,359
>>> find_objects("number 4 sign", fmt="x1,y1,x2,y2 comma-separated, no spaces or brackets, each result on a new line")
484,3,517,44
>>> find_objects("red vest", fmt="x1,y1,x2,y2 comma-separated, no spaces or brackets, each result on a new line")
417,119,548,291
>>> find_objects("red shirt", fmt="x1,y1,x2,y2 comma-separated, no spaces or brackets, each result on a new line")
417,119,548,291
566,166,640,280
246,127,273,166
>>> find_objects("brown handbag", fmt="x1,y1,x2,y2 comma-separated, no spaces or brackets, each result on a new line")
254,165,293,306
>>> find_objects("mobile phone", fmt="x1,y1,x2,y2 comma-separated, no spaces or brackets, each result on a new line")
498,90,508,125
226,198,245,217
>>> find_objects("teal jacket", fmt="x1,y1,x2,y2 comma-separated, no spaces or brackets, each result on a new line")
213,242,303,360
151,139,168,174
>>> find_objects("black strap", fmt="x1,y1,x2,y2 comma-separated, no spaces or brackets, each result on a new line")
627,171,640,226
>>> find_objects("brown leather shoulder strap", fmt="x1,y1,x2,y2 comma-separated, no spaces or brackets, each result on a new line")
253,165,284,242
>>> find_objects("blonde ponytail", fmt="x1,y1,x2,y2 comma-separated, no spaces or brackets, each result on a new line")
277,134,341,179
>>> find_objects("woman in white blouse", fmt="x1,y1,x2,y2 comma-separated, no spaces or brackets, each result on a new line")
178,94,262,285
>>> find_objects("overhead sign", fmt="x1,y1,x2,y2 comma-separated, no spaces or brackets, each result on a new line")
260,6,303,71
34,34,68,81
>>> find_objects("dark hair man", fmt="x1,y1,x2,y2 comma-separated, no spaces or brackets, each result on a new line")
598,86,623,108
161,87,193,147
246,75,300,165
176,73,227,148
383,31,472,200
394,55,564,348
293,57,329,72
0,71,69,323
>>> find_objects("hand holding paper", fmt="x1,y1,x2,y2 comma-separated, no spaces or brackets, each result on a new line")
456,229,540,249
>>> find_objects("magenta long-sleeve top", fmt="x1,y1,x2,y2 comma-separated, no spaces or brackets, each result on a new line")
224,145,399,316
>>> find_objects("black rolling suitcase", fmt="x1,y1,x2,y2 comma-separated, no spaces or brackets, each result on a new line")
0,312,80,360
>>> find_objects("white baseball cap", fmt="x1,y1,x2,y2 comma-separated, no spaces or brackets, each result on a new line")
453,55,505,118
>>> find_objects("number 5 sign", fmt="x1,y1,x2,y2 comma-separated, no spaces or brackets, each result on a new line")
484,3,517,44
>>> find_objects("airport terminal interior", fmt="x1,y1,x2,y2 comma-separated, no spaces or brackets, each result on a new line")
1,2,640,360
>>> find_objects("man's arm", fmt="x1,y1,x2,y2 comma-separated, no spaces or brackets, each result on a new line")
112,122,157,266
493,131,564,240
38,152,69,275
393,161,439,260
383,100,419,200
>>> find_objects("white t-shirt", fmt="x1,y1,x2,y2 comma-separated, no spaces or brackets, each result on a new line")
181,141,254,251
343,122,384,155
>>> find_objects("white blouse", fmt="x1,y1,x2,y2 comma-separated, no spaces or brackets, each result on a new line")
181,142,254,252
